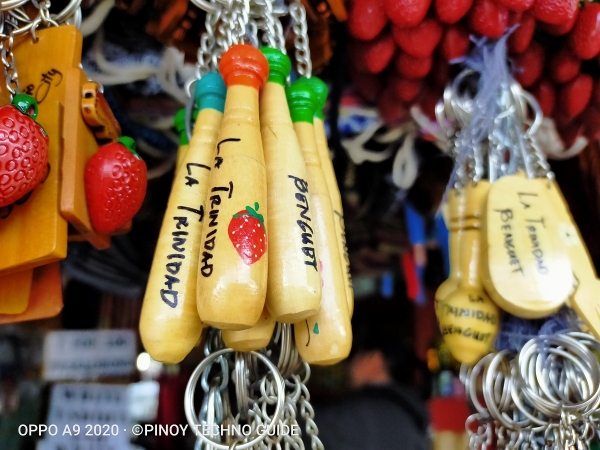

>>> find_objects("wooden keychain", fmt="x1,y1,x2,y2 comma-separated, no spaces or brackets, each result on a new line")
173,108,198,175
288,80,352,366
302,76,354,317
221,307,276,351
140,73,226,363
195,44,270,330
436,181,500,364
259,47,321,323
435,190,465,304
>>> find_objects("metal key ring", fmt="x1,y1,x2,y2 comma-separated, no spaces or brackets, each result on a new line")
185,348,285,450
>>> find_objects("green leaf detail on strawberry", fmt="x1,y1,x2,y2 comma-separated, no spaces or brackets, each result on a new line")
228,202,267,265
0,94,49,208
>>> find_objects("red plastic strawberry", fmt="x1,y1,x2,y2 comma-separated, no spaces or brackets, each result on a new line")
350,68,383,102
228,202,267,265
85,136,147,234
377,90,410,125
389,75,423,103
569,3,600,60
513,41,545,87
508,13,536,54
417,85,444,120
497,0,534,12
558,73,593,118
531,0,577,25
530,78,556,116
468,0,509,39
395,52,433,79
440,25,471,61
347,0,388,40
0,94,48,208
429,58,451,88
542,7,578,35
385,0,431,27
435,0,473,24
392,19,443,58
549,46,580,83
350,33,396,74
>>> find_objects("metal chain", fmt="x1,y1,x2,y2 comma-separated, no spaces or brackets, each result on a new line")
196,0,220,78
288,0,311,77
0,14,19,98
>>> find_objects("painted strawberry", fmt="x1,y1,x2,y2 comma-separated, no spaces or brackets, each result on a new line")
531,0,578,25
392,19,443,58
0,94,48,208
85,136,147,234
548,46,581,83
228,202,267,265
569,3,600,60
435,0,473,24
385,0,431,27
508,13,536,54
468,0,509,39
347,0,388,40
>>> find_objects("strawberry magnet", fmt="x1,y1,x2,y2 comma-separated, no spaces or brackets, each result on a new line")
84,136,147,234
228,202,267,265
0,94,49,208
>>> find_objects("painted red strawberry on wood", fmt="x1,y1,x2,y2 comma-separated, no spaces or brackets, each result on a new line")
228,202,267,265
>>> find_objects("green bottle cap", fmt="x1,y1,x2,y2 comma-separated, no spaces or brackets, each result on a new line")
286,79,317,124
174,109,188,145
300,77,328,119
194,72,226,113
259,47,291,86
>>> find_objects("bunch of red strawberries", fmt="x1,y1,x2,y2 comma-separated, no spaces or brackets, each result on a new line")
347,0,600,147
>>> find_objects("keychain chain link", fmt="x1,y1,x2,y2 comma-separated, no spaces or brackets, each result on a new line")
0,14,19,98
288,0,310,77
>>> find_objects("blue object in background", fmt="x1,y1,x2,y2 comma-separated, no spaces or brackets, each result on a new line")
381,272,394,299
435,213,450,278
404,203,426,245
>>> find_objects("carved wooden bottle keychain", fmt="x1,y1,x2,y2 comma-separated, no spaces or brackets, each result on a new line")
435,190,464,304
436,181,500,364
302,76,354,317
196,44,270,330
140,73,226,363
258,47,321,323
288,80,352,365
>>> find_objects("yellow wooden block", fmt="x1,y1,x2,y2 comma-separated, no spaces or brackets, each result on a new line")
0,269,32,314
481,174,572,318
61,67,110,250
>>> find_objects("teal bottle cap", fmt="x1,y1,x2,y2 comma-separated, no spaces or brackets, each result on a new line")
286,79,316,124
194,72,226,113
259,47,291,86
301,77,328,119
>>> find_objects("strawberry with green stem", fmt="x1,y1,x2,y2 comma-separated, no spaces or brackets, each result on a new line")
228,202,267,265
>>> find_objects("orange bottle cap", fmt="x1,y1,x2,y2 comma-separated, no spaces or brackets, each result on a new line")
220,44,270,91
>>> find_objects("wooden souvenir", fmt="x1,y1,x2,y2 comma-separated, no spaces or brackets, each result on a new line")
544,179,600,338
0,26,89,273
140,73,226,363
303,77,354,317
259,48,321,323
0,70,10,106
437,182,500,365
195,45,270,330
81,82,121,143
0,269,32,314
0,263,63,324
481,174,572,318
62,68,111,250
435,190,464,303
221,307,276,351
288,81,352,366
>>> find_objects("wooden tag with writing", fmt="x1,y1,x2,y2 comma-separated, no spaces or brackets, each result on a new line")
544,179,600,338
0,263,62,323
482,174,572,318
81,81,121,143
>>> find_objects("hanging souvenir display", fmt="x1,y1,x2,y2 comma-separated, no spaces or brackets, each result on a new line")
434,33,600,450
